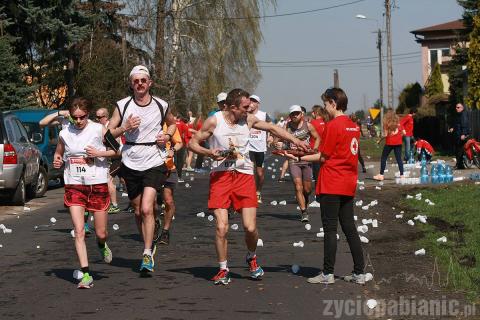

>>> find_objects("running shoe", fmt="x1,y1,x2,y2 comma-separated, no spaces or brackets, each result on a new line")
159,229,170,245
186,166,194,172
300,211,309,223
84,223,92,234
307,272,334,284
373,174,384,181
343,272,366,285
153,218,161,243
140,254,154,272
211,269,231,285
256,192,263,204
77,272,93,289
108,204,121,214
246,255,264,279
99,243,112,264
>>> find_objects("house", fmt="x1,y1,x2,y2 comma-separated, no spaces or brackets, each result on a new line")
411,19,467,94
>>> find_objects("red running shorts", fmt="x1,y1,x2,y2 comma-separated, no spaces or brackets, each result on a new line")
64,183,110,212
208,171,257,211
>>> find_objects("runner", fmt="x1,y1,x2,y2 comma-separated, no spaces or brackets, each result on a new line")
153,123,183,246
246,94,272,203
188,88,309,285
108,65,176,273
94,107,121,214
53,97,118,289
280,88,365,285
282,105,320,222
174,113,189,182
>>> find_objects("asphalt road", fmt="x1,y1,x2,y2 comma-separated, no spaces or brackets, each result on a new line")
0,156,478,320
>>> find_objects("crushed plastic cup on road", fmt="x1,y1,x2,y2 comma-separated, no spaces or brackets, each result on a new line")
50,217,56,224
121,192,128,197
415,248,426,256
316,232,324,238
293,241,304,248
308,201,320,208
207,215,214,222
70,229,75,238
305,224,312,231
291,264,300,274
270,200,278,206
271,175,276,179
366,299,377,309
23,206,31,211
395,214,403,219
375,186,382,190
407,220,415,226
359,185,365,190
365,273,373,282
190,177,194,181
372,219,378,228
36,245,40,249
196,211,205,218
437,236,447,243
406,195,413,199
279,200,287,205
361,205,370,211
257,239,264,247
185,183,190,188
336,234,340,240
357,225,368,233
360,236,369,243
73,270,83,280
231,224,238,230
112,224,119,231
355,200,363,207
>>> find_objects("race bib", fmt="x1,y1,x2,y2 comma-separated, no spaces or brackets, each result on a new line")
249,130,262,141
69,157,96,177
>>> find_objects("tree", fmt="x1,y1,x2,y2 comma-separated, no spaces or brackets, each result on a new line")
425,63,444,97
354,110,365,120
1,0,90,108
397,82,422,113
466,14,480,109
0,35,36,110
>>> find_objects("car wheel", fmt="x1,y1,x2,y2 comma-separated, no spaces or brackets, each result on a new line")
35,166,48,197
12,176,26,205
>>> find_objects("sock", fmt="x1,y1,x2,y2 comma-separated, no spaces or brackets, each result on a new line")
97,242,105,249
219,260,228,271
247,251,256,260
81,266,89,274
301,209,307,214
112,203,117,207
143,249,152,256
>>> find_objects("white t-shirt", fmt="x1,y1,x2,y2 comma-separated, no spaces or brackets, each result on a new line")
60,121,108,185
208,112,254,175
117,96,168,171
247,110,268,153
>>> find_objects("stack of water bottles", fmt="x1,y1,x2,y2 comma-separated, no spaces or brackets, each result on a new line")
420,153,453,184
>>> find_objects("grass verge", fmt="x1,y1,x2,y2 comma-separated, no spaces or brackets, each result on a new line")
400,183,480,302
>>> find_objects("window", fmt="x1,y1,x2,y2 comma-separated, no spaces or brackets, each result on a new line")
14,119,29,142
429,49,438,67
441,48,450,57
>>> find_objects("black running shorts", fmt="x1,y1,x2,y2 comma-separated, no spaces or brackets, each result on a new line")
121,163,169,200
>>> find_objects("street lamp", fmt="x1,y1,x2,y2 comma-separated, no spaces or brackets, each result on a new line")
356,14,384,136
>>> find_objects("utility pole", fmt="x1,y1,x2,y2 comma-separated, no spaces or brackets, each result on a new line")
385,0,394,110
377,28,384,135
333,69,339,88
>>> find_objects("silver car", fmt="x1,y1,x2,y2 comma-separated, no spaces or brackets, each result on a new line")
0,111,43,205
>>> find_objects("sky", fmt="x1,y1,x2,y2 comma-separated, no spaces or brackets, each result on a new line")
254,0,463,117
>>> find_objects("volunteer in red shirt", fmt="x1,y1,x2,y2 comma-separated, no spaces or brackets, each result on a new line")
374,110,406,181
287,88,365,285
414,138,434,162
309,105,329,183
400,108,416,162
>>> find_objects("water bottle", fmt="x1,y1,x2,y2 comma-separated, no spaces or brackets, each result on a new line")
430,165,438,184
437,163,445,183
421,152,426,166
445,165,453,182
408,149,415,164
420,164,429,184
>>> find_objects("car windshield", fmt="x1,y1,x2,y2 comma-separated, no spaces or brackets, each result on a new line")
22,122,44,144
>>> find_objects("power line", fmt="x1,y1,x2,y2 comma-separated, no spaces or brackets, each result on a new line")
175,0,367,20
257,55,420,68
256,51,419,64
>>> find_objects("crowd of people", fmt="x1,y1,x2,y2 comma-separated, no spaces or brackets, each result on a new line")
44,64,472,289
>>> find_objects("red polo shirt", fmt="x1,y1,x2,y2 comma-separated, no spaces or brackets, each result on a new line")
385,124,404,146
400,114,414,137
317,115,360,196
309,117,325,149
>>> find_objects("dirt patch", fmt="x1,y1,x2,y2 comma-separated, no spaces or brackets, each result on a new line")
358,184,478,319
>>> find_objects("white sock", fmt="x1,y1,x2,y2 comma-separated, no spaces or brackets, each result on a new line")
143,249,152,256
219,261,228,271
247,251,256,260
112,203,117,207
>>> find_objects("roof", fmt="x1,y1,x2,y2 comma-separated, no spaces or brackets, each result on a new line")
411,20,466,35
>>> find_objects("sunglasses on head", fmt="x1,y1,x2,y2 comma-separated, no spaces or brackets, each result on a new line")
133,78,148,85
72,114,88,121
95,115,106,120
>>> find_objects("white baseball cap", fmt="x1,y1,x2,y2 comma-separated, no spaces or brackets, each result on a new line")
129,65,150,78
249,94,261,103
216,92,227,102
289,105,302,114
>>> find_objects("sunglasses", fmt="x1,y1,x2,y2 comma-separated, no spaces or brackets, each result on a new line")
133,78,149,85
289,111,302,117
72,114,88,121
95,115,106,120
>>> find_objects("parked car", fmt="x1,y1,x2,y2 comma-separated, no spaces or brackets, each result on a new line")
0,111,45,205
13,109,63,184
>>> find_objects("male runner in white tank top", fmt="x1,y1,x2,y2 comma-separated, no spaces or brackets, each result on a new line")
246,94,272,204
189,88,309,285
108,65,177,273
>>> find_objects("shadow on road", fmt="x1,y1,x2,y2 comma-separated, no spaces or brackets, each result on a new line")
45,268,108,284
276,265,321,278
166,266,244,281
119,233,143,242
260,213,300,221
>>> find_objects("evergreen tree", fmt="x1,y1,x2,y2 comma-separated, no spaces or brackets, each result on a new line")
0,36,36,110
425,64,444,97
397,82,422,113
466,14,480,109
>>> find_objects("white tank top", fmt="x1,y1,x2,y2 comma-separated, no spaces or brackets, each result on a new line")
208,112,254,175
247,110,267,152
60,121,108,185
117,96,168,171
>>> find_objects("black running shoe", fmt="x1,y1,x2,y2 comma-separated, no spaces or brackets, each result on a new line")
159,229,170,245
